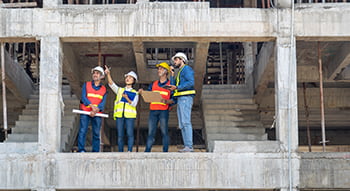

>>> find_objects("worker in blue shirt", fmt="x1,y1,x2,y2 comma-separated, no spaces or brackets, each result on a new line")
168,52,196,152
78,66,108,152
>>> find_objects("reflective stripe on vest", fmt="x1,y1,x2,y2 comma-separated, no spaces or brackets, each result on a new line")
80,81,106,112
113,87,137,119
174,65,196,97
150,80,171,110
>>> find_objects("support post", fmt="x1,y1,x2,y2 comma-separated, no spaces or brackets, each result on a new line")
1,42,8,139
275,36,298,152
318,42,327,152
43,0,61,8
243,42,254,93
38,37,62,153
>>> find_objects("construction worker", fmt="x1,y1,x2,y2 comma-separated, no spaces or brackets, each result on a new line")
139,62,174,152
77,66,107,152
104,66,139,152
168,52,196,152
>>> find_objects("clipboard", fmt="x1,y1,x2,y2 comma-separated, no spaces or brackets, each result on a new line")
141,91,163,103
121,90,136,103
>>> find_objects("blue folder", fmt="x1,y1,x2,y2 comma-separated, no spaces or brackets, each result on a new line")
121,90,136,103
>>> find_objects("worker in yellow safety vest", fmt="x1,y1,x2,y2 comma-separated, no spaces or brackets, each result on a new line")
168,52,196,152
104,66,139,152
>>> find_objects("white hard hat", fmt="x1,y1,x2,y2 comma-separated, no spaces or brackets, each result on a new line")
124,71,138,82
91,66,105,76
172,52,188,63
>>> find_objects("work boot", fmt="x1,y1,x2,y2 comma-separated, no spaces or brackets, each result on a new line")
178,146,194,152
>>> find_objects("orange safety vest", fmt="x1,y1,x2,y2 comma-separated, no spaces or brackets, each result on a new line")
80,81,106,113
150,80,171,111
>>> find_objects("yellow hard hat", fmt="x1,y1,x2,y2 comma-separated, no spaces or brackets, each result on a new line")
156,62,170,73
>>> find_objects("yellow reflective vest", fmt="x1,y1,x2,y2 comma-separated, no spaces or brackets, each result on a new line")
174,65,196,97
113,87,137,119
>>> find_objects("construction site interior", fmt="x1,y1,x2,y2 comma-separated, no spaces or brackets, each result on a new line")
1,0,350,190
2,30,350,152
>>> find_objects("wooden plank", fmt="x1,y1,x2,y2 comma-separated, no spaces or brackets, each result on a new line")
299,145,350,152
0,1,37,8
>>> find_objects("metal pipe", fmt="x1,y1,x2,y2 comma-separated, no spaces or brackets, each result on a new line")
1,42,8,139
318,41,327,152
155,48,158,65
98,42,102,66
135,86,141,152
303,82,312,152
226,49,230,84
35,41,39,83
219,42,224,84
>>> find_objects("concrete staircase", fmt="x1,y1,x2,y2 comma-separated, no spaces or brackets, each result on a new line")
202,85,267,151
6,84,80,152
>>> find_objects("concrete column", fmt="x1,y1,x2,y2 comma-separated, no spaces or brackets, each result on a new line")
243,42,254,95
43,0,61,8
38,37,62,153
274,9,298,152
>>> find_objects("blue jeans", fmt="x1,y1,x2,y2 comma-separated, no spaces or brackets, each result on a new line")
145,110,169,152
116,117,135,152
78,114,102,152
177,96,193,148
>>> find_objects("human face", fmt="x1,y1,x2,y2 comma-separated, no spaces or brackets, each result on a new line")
173,57,183,68
92,70,102,81
157,67,168,77
125,75,135,85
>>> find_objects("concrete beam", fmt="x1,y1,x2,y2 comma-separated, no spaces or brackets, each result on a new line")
325,42,350,80
39,37,62,153
0,152,298,190
295,5,350,38
62,43,82,99
301,152,350,189
193,42,209,106
254,42,275,103
1,50,33,104
1,6,275,39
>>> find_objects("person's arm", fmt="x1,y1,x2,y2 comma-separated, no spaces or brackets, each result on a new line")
148,83,153,91
109,83,120,95
170,75,176,86
122,92,139,107
130,94,139,107
97,90,107,112
81,82,91,106
104,66,114,86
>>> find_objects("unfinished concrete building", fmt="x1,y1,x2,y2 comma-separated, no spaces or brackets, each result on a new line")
1,0,350,190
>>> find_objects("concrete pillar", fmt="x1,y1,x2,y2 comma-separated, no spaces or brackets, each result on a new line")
38,37,62,153
43,0,61,8
274,9,298,152
243,42,254,95
276,0,292,8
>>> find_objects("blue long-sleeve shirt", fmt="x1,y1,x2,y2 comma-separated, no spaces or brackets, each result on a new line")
81,81,108,111
176,64,195,92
